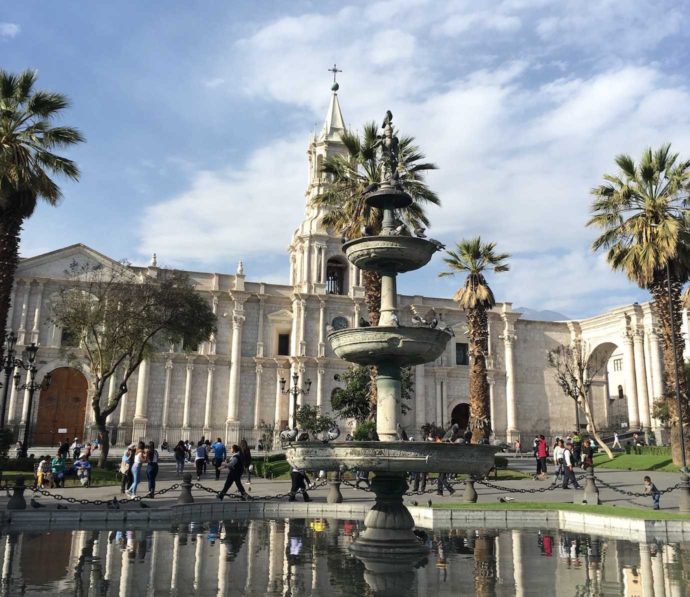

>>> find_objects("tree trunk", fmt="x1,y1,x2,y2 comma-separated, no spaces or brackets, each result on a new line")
467,306,491,441
0,211,23,360
362,270,382,325
650,271,690,466
96,418,110,468
579,395,613,459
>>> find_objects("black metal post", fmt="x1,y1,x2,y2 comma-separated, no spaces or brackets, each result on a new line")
19,365,37,459
0,367,11,431
0,331,18,430
280,371,311,429
665,262,690,513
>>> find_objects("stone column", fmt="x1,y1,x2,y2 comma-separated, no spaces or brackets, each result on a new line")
182,359,194,430
377,362,402,441
441,378,448,427
274,368,285,428
622,332,640,428
414,364,426,434
317,300,325,358
648,329,665,434
17,281,31,345
7,366,19,423
299,299,307,356
133,359,150,433
651,546,666,597
253,364,263,427
118,387,129,427
435,378,442,426
161,359,173,441
633,329,651,430
256,296,265,357
105,372,118,426
378,273,398,327
227,313,245,423
203,361,215,434
30,281,44,344
19,387,31,425
504,333,518,441
316,367,324,409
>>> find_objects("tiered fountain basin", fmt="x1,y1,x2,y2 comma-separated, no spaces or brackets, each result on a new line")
342,236,438,273
328,326,451,366
286,441,499,476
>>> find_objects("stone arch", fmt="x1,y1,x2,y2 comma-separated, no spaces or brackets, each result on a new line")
587,341,627,430
33,366,89,446
450,402,470,430
326,256,348,295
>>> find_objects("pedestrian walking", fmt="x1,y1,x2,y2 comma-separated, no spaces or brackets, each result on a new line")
355,469,370,489
173,441,186,476
572,431,582,466
239,439,252,490
216,445,248,500
194,440,208,480
212,437,226,480
643,475,661,510
127,442,147,497
146,441,159,498
561,442,581,489
612,432,621,450
553,439,565,482
413,471,427,492
436,472,455,496
288,464,312,502
582,439,594,470
537,435,548,478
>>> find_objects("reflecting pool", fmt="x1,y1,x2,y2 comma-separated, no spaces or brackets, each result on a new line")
1,519,688,595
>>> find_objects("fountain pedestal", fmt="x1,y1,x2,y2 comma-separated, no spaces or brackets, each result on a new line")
349,473,426,557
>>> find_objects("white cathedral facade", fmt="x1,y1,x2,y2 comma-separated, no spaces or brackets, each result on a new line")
5,88,689,449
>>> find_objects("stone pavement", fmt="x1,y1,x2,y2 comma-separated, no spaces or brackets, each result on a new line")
1,458,686,513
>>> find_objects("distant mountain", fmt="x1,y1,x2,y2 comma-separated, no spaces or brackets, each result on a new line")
515,307,570,322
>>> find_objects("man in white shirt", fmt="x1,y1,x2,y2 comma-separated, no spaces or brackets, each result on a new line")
612,432,621,449
561,442,582,489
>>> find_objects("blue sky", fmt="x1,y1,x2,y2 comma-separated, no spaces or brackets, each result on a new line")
4,0,690,318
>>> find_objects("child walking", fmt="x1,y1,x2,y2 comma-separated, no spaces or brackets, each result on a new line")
643,475,661,510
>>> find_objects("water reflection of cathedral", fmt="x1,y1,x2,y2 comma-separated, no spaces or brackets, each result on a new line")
0,520,688,595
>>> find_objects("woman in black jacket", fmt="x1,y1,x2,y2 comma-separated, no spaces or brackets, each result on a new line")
239,439,252,488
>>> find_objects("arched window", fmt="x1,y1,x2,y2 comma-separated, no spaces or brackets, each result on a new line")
326,259,347,295
617,385,624,400
60,327,80,348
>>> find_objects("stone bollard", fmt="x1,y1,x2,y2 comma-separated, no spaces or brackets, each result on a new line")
574,467,600,505
177,473,194,504
7,477,27,510
463,478,478,503
678,472,690,514
327,471,344,504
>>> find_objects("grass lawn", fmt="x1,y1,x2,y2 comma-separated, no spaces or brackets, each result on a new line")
0,469,119,487
593,452,679,472
432,501,690,521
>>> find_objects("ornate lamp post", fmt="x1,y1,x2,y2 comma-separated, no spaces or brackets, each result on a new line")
13,343,51,458
280,371,311,429
0,331,19,429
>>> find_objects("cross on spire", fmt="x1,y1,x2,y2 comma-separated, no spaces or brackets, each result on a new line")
328,63,342,84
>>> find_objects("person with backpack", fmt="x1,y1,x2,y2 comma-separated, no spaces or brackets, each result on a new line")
216,444,248,501
194,440,208,481
288,463,312,502
173,441,186,477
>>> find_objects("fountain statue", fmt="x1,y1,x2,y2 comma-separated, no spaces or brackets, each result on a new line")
287,111,498,558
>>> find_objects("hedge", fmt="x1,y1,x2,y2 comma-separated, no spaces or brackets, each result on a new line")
254,453,290,478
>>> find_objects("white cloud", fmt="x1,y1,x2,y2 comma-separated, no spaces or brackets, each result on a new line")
0,22,20,39
137,1,690,317
203,77,225,89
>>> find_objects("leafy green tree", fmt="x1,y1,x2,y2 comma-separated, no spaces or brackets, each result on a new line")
313,122,439,324
588,144,690,464
50,261,216,467
439,237,510,441
331,364,414,424
0,70,84,356
295,405,336,440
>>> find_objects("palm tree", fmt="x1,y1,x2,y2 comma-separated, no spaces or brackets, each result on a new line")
312,122,439,324
0,70,84,354
439,237,510,442
588,144,690,465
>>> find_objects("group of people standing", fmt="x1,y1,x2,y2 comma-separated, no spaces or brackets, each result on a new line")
120,441,160,498
531,432,597,489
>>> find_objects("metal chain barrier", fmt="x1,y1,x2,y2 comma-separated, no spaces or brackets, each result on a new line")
475,473,587,494
592,475,683,498
29,483,181,506
193,479,330,502
341,477,454,496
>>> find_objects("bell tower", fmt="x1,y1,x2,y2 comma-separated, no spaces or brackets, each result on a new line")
288,74,363,298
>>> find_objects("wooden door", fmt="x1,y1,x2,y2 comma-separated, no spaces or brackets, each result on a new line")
33,367,88,446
